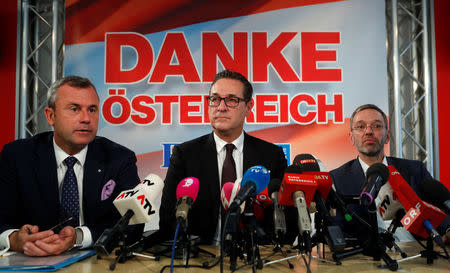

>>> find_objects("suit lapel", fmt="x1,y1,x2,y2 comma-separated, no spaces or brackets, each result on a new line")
243,132,257,174
205,133,219,187
34,133,60,218
83,140,106,215
350,159,367,195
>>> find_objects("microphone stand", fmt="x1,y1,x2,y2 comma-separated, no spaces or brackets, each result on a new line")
94,210,138,271
241,200,264,272
379,211,408,259
330,196,399,270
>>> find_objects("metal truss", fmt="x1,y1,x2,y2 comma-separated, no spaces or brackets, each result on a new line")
386,0,438,177
17,0,64,139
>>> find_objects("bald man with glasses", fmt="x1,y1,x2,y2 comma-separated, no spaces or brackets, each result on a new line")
329,104,450,253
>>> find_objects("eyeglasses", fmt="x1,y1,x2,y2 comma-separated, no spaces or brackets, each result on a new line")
352,123,385,132
207,96,247,108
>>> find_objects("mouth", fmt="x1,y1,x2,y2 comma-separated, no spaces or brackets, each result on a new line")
363,138,377,145
74,129,92,134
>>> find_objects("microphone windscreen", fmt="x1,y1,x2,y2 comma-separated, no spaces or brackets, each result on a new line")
284,164,302,174
377,183,403,220
387,165,421,210
419,178,450,204
113,188,156,225
241,165,270,196
293,153,320,172
221,182,235,211
176,177,200,202
367,163,389,181
268,178,282,196
139,173,164,203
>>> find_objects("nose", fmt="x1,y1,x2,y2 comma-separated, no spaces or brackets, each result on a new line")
216,98,228,111
364,125,374,134
79,109,91,123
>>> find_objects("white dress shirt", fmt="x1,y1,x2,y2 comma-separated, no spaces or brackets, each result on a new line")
358,157,415,242
212,131,245,244
0,139,93,255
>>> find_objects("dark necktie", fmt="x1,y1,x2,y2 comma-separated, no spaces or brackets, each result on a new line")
221,143,236,185
61,156,80,227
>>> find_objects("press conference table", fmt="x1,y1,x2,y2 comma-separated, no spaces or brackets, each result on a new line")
59,242,449,273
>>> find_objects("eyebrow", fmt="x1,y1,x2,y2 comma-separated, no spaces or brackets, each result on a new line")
67,103,98,108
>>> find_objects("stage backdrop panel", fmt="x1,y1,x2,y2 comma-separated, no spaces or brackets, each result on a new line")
64,0,388,179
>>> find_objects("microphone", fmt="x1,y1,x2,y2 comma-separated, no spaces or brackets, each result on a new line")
293,154,346,252
229,165,270,211
359,163,389,207
268,178,286,237
94,174,163,256
377,183,404,221
255,186,273,207
175,177,199,222
376,182,409,257
418,178,450,215
279,165,315,238
221,182,237,211
387,166,447,248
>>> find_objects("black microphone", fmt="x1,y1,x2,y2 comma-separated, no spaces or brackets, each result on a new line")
268,178,286,238
418,178,450,215
359,163,390,207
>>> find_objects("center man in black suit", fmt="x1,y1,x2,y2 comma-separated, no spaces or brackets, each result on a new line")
158,70,289,244
0,76,141,256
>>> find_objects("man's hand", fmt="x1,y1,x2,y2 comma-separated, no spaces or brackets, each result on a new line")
9,225,55,253
22,226,77,256
443,229,450,245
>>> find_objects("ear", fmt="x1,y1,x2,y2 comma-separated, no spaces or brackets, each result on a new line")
44,107,55,126
349,131,356,146
385,128,390,144
244,99,254,117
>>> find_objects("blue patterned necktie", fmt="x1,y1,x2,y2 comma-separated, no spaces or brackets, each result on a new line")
61,156,79,227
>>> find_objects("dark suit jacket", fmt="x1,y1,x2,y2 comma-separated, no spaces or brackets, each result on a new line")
158,132,287,243
0,132,141,242
329,156,449,240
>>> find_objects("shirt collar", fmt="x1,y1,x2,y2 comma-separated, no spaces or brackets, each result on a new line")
53,138,88,168
358,156,388,177
213,131,244,153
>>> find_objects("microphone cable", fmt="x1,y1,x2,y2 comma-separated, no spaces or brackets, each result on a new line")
170,221,181,273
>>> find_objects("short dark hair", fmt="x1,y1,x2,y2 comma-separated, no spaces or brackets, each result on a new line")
47,76,98,109
350,104,388,129
209,69,253,102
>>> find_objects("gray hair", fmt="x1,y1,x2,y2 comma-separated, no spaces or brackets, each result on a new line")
47,76,98,109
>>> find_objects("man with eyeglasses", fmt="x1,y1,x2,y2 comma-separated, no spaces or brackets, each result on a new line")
157,69,290,244
329,104,450,252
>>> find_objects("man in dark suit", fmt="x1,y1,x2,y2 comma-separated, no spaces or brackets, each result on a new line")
158,70,288,244
0,76,141,256
330,104,450,246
